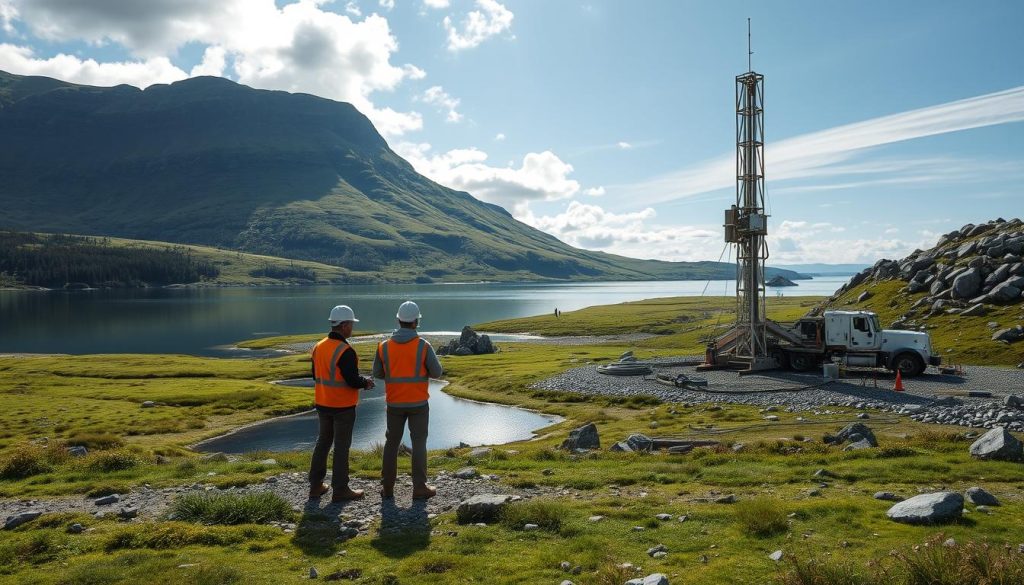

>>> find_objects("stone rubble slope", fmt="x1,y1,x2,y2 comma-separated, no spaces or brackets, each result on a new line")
832,217,1024,345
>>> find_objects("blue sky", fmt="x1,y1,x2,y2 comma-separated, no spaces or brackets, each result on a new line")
1,0,1022,265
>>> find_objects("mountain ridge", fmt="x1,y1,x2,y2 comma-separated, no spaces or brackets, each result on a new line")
0,70,802,283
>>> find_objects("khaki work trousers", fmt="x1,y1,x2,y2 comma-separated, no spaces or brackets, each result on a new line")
381,404,429,489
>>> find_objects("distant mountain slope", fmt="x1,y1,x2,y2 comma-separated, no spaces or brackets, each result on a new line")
817,217,1024,365
0,70,801,283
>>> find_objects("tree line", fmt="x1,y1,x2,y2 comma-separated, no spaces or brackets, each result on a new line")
0,231,220,288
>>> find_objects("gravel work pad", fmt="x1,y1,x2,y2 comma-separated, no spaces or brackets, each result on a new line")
535,358,1024,428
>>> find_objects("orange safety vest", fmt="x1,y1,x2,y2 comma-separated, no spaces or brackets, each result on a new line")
378,337,430,407
311,337,360,408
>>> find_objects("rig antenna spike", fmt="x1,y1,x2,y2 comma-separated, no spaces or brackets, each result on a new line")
747,17,753,72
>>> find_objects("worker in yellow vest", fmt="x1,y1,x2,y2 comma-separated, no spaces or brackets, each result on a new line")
308,304,374,502
372,301,443,499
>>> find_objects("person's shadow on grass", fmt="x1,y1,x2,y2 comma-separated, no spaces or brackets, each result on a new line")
369,498,430,559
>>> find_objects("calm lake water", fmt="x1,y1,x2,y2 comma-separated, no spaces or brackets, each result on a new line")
0,277,850,355
194,380,560,453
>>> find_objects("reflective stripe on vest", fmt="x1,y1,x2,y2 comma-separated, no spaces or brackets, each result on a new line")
379,337,430,406
311,337,360,408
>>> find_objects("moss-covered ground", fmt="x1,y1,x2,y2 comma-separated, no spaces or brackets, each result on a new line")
1,296,1022,584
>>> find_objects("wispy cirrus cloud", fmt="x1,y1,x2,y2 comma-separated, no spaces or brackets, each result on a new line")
619,85,1024,205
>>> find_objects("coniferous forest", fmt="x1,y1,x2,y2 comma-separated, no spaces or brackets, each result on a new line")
0,231,220,288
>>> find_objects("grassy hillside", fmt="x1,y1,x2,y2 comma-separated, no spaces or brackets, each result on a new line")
0,70,803,284
2,297,1022,583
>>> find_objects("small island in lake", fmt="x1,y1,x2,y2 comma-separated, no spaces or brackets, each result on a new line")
766,275,799,287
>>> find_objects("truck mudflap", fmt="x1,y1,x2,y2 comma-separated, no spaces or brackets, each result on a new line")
928,355,942,366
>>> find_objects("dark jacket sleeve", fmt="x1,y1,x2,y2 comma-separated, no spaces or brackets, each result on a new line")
337,349,368,389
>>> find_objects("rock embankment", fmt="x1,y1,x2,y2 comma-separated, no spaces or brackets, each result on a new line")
829,217,1024,342
435,326,497,356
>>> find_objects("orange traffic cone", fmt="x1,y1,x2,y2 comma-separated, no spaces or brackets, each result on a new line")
893,370,904,392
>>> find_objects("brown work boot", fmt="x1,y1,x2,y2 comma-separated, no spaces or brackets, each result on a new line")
308,483,330,500
331,488,365,503
412,484,436,500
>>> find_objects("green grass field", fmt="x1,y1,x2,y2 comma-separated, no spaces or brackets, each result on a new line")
1,295,1022,584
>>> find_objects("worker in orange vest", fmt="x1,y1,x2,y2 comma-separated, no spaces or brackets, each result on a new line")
373,301,443,499
308,304,374,502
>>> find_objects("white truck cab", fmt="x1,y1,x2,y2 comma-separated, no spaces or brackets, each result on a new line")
781,310,940,376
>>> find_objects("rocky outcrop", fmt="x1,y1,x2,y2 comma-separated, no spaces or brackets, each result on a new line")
436,326,498,356
820,218,1024,339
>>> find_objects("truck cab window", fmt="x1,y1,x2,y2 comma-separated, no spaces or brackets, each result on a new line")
854,317,869,332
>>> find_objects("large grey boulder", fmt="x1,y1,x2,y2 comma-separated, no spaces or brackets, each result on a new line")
956,240,977,259
476,335,495,354
886,492,963,525
961,303,988,317
951,268,982,300
992,326,1024,343
831,422,878,447
988,282,1022,304
4,511,41,530
561,423,600,450
626,575,670,585
456,494,512,524
969,427,1023,461
984,264,1011,287
965,487,1000,506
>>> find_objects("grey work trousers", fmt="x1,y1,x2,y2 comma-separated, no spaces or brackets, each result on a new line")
308,407,356,490
381,404,429,489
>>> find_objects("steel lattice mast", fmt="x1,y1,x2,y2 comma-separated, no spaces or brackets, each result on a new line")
708,19,774,373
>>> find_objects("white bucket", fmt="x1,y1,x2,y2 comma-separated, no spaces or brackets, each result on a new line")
822,363,839,381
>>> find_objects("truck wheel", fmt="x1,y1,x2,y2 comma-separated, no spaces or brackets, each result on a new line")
893,353,924,377
789,353,814,372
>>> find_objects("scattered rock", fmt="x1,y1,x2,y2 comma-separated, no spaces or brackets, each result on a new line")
523,523,539,531
886,492,964,525
468,447,492,459
714,494,736,504
66,445,88,457
843,439,875,451
560,423,600,451
3,511,41,530
456,494,512,524
94,494,120,506
647,544,668,557
67,523,84,534
655,513,672,521
831,422,878,447
874,492,903,502
992,326,1024,343
769,550,784,562
965,487,1000,506
588,515,604,522
201,452,229,463
309,567,318,579
258,458,277,466
141,400,156,408
969,427,1023,461
119,507,139,520
454,467,479,480
625,433,654,452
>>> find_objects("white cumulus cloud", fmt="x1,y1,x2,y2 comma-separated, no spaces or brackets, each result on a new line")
423,0,450,8
584,186,605,196
395,142,579,212
0,0,426,136
443,0,513,51
418,85,463,123
379,0,394,10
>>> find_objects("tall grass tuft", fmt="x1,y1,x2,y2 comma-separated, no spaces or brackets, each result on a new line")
735,497,789,538
170,492,292,525
85,449,141,472
498,499,569,532
777,535,1024,585
0,443,54,479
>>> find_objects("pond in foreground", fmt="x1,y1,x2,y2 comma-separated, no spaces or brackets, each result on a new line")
194,380,560,453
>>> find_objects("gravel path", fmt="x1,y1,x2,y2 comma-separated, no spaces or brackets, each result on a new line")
535,358,1024,429
1,470,560,535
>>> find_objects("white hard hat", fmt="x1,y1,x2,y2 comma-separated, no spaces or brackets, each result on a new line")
328,305,359,324
396,300,421,322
